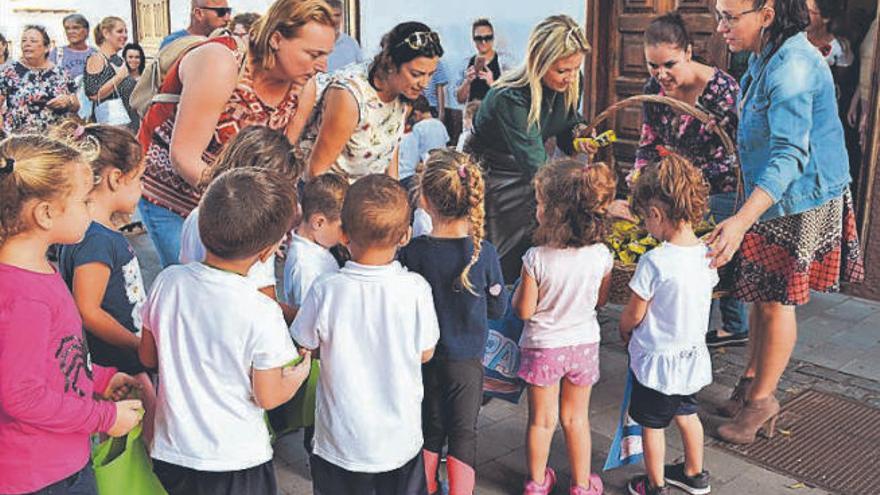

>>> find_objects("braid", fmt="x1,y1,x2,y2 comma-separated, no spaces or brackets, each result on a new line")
460,159,485,296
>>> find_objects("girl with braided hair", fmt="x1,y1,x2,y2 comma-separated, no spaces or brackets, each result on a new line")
398,149,506,495
511,160,616,495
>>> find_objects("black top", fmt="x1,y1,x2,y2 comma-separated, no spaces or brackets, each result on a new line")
399,236,507,360
466,53,501,102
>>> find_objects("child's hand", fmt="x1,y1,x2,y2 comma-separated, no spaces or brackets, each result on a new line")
103,372,142,401
283,350,312,384
108,399,143,437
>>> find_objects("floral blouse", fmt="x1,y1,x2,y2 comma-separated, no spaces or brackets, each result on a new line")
300,62,408,183
634,69,740,195
0,62,77,134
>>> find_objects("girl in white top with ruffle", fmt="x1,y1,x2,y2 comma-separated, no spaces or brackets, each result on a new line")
618,150,718,495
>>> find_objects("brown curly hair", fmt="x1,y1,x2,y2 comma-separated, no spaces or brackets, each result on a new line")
631,151,709,227
50,120,142,180
533,160,616,248
417,149,485,295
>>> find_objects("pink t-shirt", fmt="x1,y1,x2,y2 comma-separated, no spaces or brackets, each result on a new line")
0,263,117,494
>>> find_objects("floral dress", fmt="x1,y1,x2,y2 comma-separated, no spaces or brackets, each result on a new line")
633,69,739,196
0,62,77,134
300,62,408,183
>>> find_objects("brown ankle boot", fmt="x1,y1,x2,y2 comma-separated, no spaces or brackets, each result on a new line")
717,395,780,445
718,376,753,418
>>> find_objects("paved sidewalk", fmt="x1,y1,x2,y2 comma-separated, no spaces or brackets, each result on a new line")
130,232,879,494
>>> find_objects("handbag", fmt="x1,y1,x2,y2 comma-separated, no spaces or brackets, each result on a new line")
92,424,167,495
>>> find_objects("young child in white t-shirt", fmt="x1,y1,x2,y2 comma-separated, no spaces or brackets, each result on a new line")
618,152,718,495
178,126,299,323
139,168,312,495
291,174,439,495
283,173,349,309
512,160,617,495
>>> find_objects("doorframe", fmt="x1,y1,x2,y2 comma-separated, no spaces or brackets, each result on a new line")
582,0,611,121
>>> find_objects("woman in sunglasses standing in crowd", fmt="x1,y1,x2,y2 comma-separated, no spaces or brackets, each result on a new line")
301,22,444,182
456,18,507,104
138,0,336,267
465,15,595,282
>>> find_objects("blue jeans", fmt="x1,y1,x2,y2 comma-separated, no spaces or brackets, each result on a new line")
138,198,184,268
709,192,749,335
29,463,97,495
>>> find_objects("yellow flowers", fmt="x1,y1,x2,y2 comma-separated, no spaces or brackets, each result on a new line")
606,218,716,266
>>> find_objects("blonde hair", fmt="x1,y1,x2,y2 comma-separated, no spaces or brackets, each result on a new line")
533,160,615,248
94,17,125,46
249,0,335,71
417,149,486,295
0,135,87,244
631,151,709,227
495,15,590,130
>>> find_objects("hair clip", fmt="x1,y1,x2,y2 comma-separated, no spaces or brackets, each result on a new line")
458,164,467,179
656,144,672,157
0,157,13,176
73,125,87,140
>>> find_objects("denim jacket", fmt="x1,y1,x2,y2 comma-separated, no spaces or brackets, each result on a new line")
738,32,850,221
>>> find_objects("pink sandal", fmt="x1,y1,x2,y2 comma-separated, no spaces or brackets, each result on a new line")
523,467,556,495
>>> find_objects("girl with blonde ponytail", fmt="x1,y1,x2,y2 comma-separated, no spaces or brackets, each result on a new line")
512,159,616,495
398,149,507,495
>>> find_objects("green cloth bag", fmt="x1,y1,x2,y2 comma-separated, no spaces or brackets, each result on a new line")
266,357,320,440
92,424,167,495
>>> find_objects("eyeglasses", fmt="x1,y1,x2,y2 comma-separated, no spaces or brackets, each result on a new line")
473,34,494,43
714,7,760,27
198,6,232,17
396,31,441,51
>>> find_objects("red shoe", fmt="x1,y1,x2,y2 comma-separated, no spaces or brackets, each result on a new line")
523,467,556,495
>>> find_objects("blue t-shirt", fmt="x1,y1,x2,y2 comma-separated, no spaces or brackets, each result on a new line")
59,222,146,374
328,32,365,73
48,46,96,81
399,236,507,360
423,60,450,108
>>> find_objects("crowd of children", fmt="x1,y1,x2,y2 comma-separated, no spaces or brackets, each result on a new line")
0,118,718,495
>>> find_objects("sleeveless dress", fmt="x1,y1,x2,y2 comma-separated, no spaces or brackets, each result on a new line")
139,36,300,217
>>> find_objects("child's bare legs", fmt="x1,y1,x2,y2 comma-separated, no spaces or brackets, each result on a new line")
560,379,592,488
641,426,666,488
674,413,704,477
526,383,559,483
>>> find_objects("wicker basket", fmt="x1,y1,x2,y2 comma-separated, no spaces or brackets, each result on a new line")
588,95,740,305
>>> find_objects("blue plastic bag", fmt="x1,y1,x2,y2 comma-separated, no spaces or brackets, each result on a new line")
482,280,526,403
603,370,644,470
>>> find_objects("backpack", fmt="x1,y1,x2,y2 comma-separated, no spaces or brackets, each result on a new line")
129,34,207,119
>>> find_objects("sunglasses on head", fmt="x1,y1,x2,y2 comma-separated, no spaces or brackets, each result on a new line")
473,34,494,43
198,6,232,17
395,31,441,51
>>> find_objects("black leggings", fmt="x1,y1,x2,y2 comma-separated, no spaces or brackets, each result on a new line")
422,358,484,467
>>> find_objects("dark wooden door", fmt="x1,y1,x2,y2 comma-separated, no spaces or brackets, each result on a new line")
584,0,729,180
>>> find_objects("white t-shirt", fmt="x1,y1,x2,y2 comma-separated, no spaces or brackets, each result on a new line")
143,263,296,471
519,244,614,349
627,242,718,396
412,208,433,238
290,261,439,473
282,233,339,307
179,207,276,288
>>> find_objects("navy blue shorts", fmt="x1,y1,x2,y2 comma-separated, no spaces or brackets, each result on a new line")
628,374,699,429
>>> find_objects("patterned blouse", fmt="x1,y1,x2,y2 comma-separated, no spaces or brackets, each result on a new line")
0,62,77,134
300,62,408,183
634,69,740,195
139,37,299,217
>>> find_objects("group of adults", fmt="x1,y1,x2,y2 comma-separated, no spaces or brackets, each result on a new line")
0,15,148,135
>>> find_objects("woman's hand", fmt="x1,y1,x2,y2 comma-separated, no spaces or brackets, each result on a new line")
572,125,600,156
705,214,750,268
103,372,142,401
108,399,143,437
607,199,637,222
479,68,494,85
46,94,75,110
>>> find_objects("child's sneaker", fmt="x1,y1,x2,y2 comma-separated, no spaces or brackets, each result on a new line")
571,473,604,494
523,467,556,495
664,463,711,494
627,475,670,495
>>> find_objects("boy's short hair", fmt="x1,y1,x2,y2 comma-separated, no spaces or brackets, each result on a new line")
302,173,349,221
411,95,432,114
200,168,298,260
342,174,410,249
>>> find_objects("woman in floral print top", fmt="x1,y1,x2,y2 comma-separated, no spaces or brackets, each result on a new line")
0,26,79,134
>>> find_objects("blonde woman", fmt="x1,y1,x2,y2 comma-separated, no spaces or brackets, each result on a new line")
85,17,137,127
138,0,336,267
466,15,593,282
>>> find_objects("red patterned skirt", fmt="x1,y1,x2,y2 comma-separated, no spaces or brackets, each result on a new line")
732,191,864,306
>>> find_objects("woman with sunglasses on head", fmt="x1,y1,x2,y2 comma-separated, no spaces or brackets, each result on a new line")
138,0,336,268
456,18,507,104
465,15,594,283
708,0,863,446
300,22,443,183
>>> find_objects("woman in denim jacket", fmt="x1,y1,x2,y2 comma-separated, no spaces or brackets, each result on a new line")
708,0,864,445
